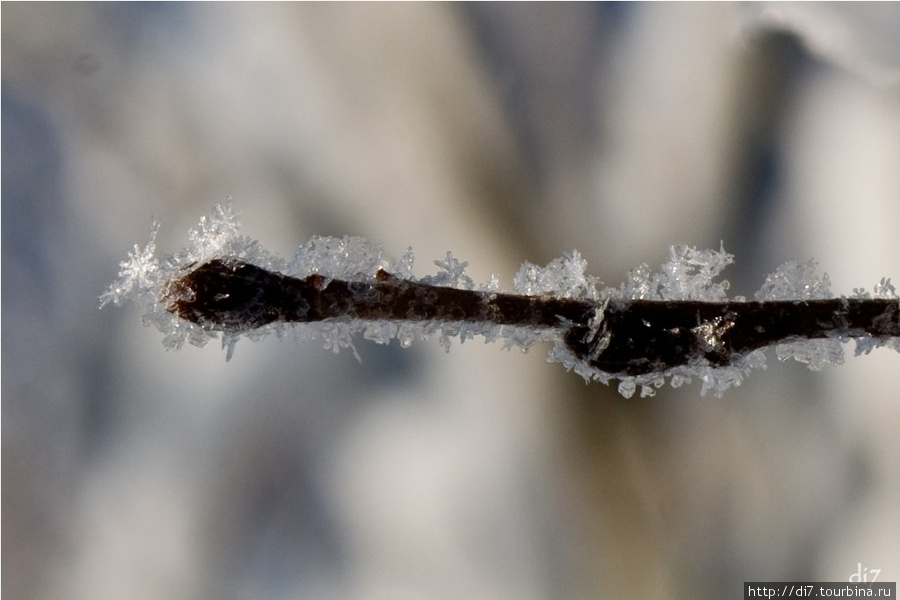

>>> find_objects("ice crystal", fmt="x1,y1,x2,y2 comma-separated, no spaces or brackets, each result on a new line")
423,252,475,290
755,259,832,301
617,244,733,301
101,201,284,355
513,251,599,300
99,221,162,307
754,258,842,371
873,277,897,300
854,278,900,356
289,235,393,282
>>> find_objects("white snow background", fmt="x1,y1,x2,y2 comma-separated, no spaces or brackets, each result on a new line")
3,4,899,599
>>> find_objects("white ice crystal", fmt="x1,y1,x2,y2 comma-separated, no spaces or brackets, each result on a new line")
873,277,897,300
617,243,733,302
101,201,283,356
854,277,900,356
754,259,843,371
100,220,162,308
754,259,832,301
289,235,394,282
513,251,600,300
422,252,475,290
101,202,551,362
103,202,898,396
545,245,897,397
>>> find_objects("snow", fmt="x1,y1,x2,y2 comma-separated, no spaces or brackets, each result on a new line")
103,202,899,395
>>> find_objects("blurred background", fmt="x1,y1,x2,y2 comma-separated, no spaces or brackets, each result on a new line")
3,3,899,599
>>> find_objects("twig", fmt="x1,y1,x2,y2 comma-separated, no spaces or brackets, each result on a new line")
101,203,900,397
165,258,900,378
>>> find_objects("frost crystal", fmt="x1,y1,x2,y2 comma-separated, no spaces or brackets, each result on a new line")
548,244,750,396
423,252,475,290
618,244,733,301
101,201,282,356
873,277,897,300
754,259,832,301
103,202,898,396
100,221,162,308
513,251,599,300
854,278,899,356
754,259,842,371
289,235,392,282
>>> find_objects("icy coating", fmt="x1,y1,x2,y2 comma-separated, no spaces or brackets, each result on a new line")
549,244,767,397
102,202,898,396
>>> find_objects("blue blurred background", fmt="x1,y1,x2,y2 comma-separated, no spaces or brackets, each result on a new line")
3,3,899,598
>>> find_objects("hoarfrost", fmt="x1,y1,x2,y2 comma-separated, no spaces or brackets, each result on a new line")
854,277,899,356
755,259,842,371
290,235,393,282
547,244,756,396
100,220,162,308
755,259,832,301
100,202,283,356
103,203,898,396
513,251,600,300
617,244,733,301
480,274,502,293
363,321,399,345
873,277,898,300
422,252,475,290
618,380,637,399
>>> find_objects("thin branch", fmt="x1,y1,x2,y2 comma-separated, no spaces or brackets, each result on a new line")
165,258,900,378
101,203,900,396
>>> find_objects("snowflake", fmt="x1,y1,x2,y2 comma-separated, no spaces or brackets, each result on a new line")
100,221,162,307
428,252,474,290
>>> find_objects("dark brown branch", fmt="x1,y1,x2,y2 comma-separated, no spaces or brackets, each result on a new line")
163,258,594,329
165,259,900,376
566,298,899,376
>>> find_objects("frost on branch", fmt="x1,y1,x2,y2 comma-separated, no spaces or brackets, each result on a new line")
102,202,900,397
100,203,284,358
752,259,841,370
513,251,600,300
617,244,734,302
